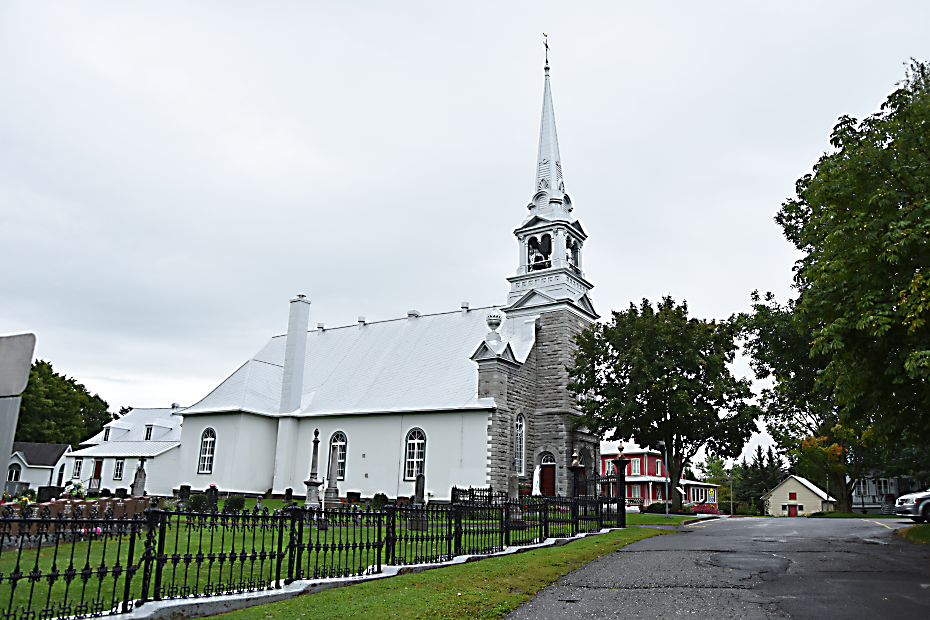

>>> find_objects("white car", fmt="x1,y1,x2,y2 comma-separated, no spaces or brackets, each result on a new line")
895,488,930,522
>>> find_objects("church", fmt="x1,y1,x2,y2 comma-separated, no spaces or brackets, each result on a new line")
76,58,601,502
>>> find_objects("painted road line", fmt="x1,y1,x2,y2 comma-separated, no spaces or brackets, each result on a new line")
862,519,893,530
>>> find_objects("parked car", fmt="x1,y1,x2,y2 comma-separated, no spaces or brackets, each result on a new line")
894,488,930,522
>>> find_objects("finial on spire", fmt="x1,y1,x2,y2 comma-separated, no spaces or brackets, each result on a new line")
543,33,549,66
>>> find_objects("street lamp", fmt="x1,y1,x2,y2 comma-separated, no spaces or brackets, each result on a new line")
726,472,734,516
657,441,669,519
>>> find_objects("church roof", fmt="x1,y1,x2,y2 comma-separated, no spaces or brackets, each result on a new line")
81,407,184,446
181,306,536,418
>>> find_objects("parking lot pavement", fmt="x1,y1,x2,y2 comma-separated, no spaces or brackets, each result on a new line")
505,517,930,619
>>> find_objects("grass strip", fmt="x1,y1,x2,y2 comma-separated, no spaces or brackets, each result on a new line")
217,527,668,620
625,513,693,525
898,523,930,544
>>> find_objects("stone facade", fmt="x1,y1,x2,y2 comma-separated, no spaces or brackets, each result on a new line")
482,308,599,496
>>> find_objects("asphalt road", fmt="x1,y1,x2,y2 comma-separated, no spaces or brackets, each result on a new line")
505,516,930,619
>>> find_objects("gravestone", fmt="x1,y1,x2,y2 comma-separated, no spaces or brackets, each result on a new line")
130,459,147,497
304,429,323,508
346,491,361,504
37,486,62,503
179,485,191,501
407,473,428,531
115,488,128,499
284,488,293,503
323,443,341,510
205,486,219,511
255,497,263,511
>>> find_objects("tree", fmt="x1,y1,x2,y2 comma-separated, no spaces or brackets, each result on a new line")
734,446,786,515
697,455,734,513
16,360,112,448
741,292,881,512
567,296,760,510
775,60,930,441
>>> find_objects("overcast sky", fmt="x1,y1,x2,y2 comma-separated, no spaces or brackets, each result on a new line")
2,1,928,461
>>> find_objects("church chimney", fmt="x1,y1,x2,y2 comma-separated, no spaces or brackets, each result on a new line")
279,294,311,413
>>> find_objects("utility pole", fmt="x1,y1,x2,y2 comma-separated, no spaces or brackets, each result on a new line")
658,441,669,519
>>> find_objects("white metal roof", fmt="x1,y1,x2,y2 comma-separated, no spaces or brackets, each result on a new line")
82,408,183,446
182,306,536,417
68,442,179,458
761,475,836,502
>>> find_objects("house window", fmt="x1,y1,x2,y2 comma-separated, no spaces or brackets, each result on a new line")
113,459,124,480
328,432,347,480
7,463,21,482
789,492,797,500
104,428,110,441
854,479,869,496
877,479,889,495
144,425,153,440
691,487,706,502
656,459,662,476
514,415,525,475
198,428,216,474
631,459,640,475
656,487,662,500
404,429,426,480
57,464,65,486
632,485,641,498
782,504,788,511
73,460,82,479
798,505,804,511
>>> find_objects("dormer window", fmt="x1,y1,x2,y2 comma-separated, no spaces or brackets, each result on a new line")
527,234,552,272
103,428,110,441
144,425,153,440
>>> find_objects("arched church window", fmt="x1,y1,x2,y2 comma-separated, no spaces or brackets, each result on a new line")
567,237,580,272
541,453,556,464
527,235,552,272
328,432,347,481
198,428,216,474
7,463,20,482
404,429,426,480
514,415,525,475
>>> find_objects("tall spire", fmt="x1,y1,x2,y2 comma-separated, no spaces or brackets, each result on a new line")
532,52,569,213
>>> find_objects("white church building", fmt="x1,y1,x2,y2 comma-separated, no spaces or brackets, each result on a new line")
127,58,601,502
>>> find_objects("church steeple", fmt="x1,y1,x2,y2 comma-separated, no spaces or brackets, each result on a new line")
532,61,567,211
502,53,598,322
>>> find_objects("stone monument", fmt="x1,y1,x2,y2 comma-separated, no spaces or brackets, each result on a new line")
130,458,147,496
323,442,341,510
304,429,323,508
206,485,219,511
406,473,429,531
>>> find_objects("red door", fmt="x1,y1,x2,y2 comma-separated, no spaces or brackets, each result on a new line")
93,460,103,478
788,505,798,517
541,464,556,496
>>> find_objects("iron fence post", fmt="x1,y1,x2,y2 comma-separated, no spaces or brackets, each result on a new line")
542,498,549,539
152,509,168,601
503,503,510,547
453,504,462,556
277,507,290,588
138,509,160,605
376,509,383,573
385,504,396,565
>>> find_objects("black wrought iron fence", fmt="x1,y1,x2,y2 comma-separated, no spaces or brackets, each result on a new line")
0,493,623,620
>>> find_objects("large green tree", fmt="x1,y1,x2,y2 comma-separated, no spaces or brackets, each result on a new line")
16,360,112,448
741,292,881,512
567,296,760,510
775,60,930,441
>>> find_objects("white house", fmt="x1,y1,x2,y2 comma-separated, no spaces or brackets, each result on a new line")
761,475,835,516
168,57,602,502
65,406,183,496
6,443,71,493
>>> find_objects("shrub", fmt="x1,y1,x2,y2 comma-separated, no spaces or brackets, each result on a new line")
371,493,389,511
187,493,208,512
224,494,246,512
100,488,112,497
691,503,719,515
643,502,668,513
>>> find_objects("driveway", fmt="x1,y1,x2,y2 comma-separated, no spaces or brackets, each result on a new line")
505,517,930,619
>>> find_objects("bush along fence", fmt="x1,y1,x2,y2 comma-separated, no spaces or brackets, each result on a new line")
0,480,626,620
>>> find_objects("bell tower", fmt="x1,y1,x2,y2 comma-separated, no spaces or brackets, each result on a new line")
502,58,598,321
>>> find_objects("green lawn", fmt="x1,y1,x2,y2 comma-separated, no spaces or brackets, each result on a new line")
625,513,694,525
216,526,668,620
898,524,930,544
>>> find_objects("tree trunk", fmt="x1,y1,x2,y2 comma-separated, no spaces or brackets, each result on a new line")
830,472,853,513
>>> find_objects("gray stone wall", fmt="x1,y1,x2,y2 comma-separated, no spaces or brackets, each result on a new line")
483,307,600,496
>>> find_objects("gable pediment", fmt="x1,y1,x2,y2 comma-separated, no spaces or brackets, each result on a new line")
506,289,558,312
470,340,519,365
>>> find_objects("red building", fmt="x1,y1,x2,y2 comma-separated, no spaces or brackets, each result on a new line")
600,444,719,509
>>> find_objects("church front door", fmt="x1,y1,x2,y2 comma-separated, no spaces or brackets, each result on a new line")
541,464,556,496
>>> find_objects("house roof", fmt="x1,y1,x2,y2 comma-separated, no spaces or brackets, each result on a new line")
10,442,70,467
600,441,660,457
761,475,836,502
81,408,183,447
68,442,179,459
181,306,536,417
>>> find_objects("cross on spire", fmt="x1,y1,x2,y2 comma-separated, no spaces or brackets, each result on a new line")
543,33,549,65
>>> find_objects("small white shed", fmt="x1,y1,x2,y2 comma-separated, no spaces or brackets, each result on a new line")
761,475,835,516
